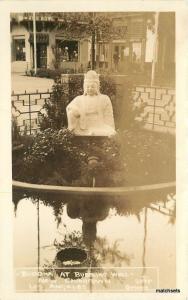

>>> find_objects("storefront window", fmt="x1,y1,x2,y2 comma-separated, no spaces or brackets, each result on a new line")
98,43,109,68
56,39,79,62
14,39,26,61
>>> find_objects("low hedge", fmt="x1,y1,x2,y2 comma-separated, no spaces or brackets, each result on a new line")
12,128,175,187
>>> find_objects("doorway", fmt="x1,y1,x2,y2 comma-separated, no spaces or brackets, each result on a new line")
113,43,130,73
36,44,47,68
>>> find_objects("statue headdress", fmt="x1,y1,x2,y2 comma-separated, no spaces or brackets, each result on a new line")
84,70,99,83
83,70,100,95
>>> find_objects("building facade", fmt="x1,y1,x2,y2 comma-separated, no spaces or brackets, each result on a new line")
11,13,91,73
11,12,175,86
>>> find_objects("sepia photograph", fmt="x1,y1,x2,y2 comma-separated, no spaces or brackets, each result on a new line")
10,11,176,293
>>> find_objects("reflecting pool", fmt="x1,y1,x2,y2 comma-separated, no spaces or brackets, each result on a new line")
13,189,176,293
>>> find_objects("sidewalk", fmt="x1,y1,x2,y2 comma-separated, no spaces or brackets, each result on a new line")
11,73,54,94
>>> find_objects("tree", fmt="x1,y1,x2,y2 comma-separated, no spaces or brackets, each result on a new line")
11,12,128,70
35,12,127,70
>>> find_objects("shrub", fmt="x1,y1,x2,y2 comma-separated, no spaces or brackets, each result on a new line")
39,77,69,130
13,128,122,186
12,127,175,187
20,128,80,184
12,117,22,147
36,68,62,79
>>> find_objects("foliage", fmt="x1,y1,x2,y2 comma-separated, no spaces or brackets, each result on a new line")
15,128,83,184
12,116,22,147
93,237,132,267
11,12,127,40
36,68,62,79
39,78,69,130
34,12,126,41
12,117,34,180
30,67,79,78
52,229,132,267
12,126,175,187
54,230,86,250
45,230,132,271
117,129,175,185
13,128,121,186
25,68,62,78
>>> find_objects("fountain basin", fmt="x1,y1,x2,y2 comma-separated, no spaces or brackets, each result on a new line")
12,180,175,196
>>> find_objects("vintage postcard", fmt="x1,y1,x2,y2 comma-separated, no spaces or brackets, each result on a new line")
0,1,188,299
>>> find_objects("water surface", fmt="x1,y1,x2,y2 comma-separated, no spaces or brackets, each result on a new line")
13,190,176,292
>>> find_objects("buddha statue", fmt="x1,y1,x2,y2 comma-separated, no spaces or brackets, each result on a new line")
66,70,116,136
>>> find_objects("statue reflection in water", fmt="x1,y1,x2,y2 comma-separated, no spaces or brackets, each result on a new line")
66,198,132,270
67,198,110,248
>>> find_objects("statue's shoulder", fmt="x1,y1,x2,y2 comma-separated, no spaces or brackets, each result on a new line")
100,94,111,104
72,95,84,101
69,95,84,106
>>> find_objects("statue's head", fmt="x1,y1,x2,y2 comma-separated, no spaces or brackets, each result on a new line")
83,70,100,96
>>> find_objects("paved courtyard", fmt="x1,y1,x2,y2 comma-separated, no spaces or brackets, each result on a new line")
11,73,54,94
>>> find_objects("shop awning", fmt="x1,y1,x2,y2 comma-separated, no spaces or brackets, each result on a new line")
29,33,49,44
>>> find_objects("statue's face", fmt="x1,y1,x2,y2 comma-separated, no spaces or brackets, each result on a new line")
85,82,98,96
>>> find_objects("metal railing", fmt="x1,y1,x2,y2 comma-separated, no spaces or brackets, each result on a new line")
12,90,52,134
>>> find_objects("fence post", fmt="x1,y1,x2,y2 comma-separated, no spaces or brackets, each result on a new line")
152,87,156,130
11,90,53,135
29,94,32,135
